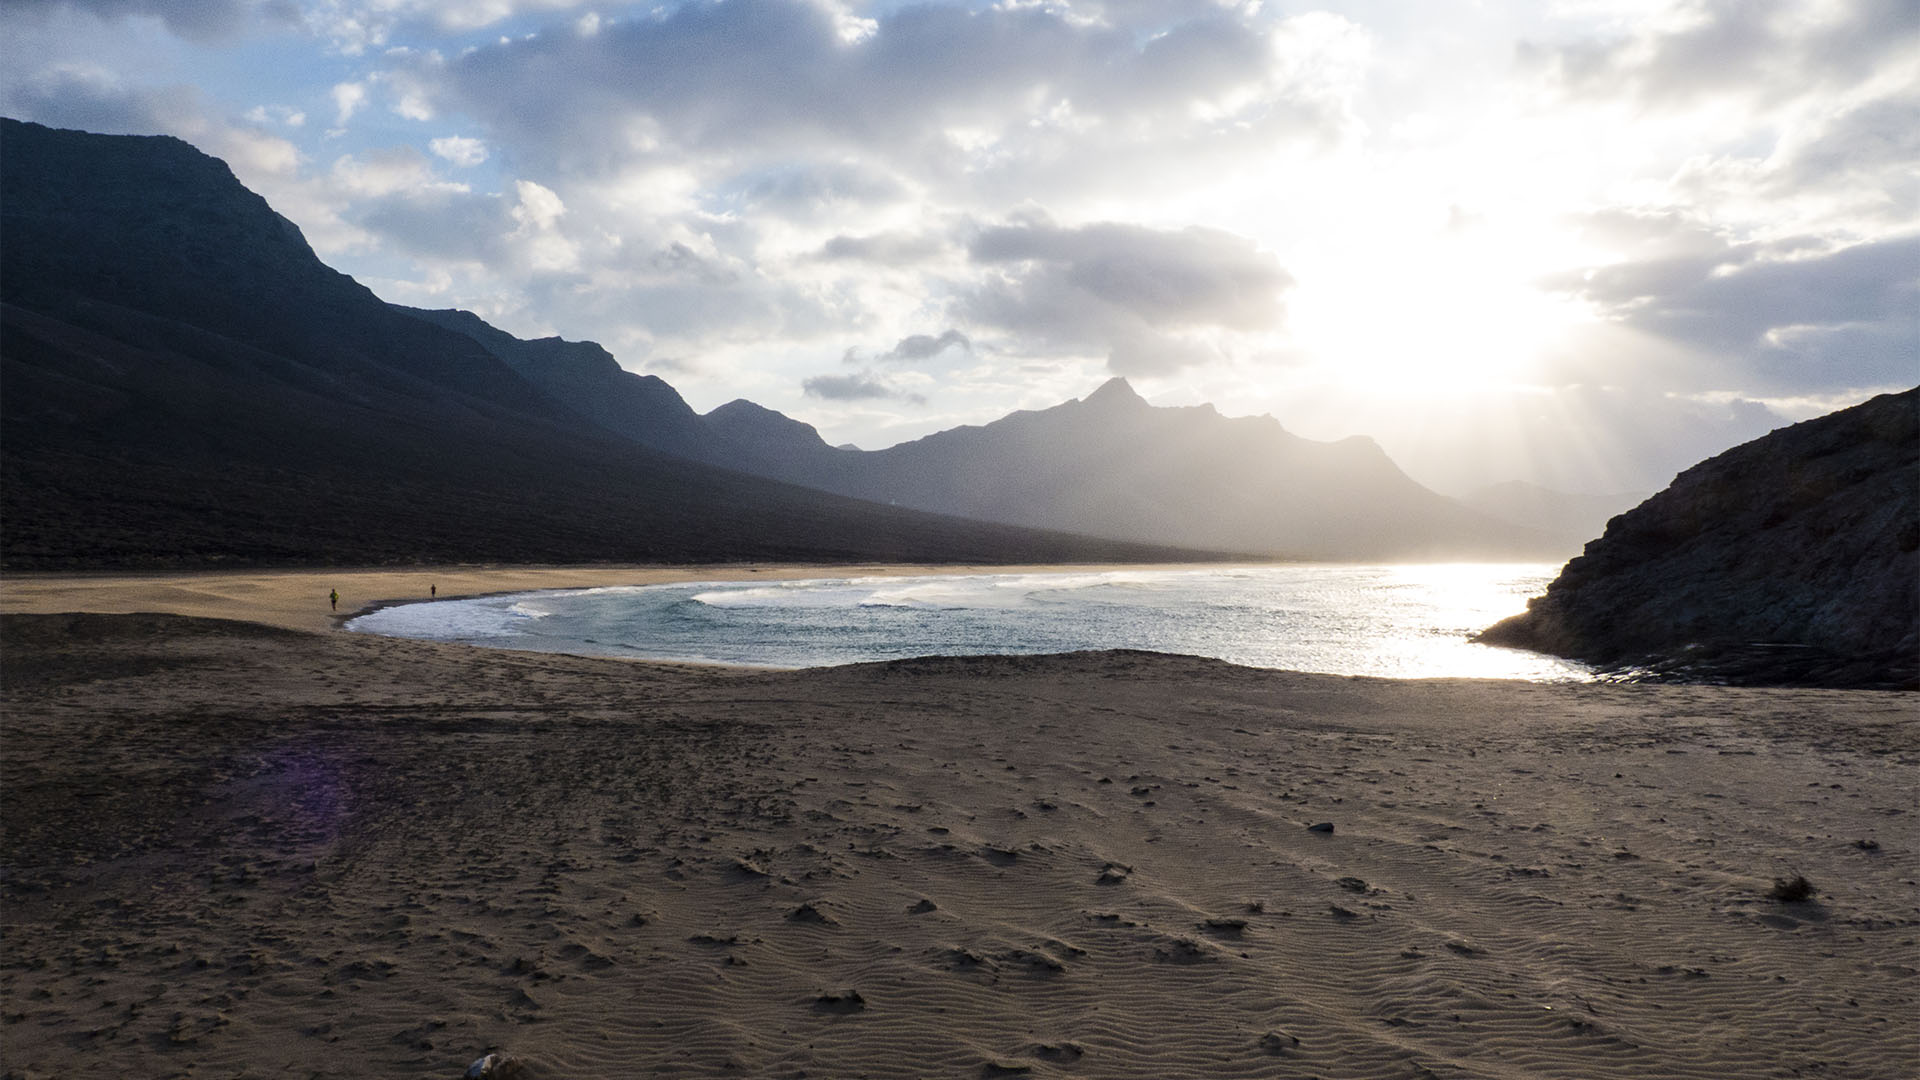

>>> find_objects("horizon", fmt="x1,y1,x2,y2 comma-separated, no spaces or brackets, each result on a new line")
3,1,1915,496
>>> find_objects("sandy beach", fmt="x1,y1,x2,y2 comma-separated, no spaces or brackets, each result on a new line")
0,564,1172,635
2,571,1916,1079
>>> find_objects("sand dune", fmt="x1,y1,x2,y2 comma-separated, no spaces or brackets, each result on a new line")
3,607,1914,1079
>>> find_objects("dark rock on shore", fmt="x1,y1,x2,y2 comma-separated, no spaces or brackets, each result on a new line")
1477,388,1918,689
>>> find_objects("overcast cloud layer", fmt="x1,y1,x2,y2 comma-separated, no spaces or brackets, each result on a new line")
3,0,1914,494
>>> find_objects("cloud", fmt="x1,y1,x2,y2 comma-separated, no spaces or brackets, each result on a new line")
1,63,196,136
430,0,1330,178
326,150,514,264
1520,0,1920,107
8,0,265,42
6,0,1901,490
330,82,367,128
0,64,302,182
1504,1,1920,261
428,134,488,167
1767,91,1920,211
1106,329,1222,378
294,0,603,53
238,0,1342,391
958,218,1290,368
814,231,946,266
803,370,925,404
329,146,463,197
880,329,971,364
357,188,510,264
1550,224,1920,392
733,162,909,218
504,179,579,272
244,103,304,127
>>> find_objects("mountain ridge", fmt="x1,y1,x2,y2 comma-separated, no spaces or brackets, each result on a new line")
0,117,1213,569
394,309,1562,560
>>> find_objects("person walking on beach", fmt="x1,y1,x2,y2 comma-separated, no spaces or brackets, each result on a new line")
330,588,338,612
431,584,436,598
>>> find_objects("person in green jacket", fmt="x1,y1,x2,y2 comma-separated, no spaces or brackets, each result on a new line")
330,588,338,612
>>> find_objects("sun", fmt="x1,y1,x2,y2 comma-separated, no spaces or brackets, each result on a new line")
1283,225,1588,393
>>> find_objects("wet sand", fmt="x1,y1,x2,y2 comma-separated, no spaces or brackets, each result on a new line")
1,577,1915,1079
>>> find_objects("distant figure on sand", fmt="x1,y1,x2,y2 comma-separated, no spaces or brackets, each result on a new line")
329,588,338,612
431,584,436,598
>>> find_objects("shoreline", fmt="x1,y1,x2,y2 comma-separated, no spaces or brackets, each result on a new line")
1,561,1237,638
10,564,1898,688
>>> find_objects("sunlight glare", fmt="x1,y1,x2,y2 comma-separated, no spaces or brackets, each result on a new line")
1286,228,1589,392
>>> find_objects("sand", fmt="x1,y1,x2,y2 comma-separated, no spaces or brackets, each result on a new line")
2,572,1916,1079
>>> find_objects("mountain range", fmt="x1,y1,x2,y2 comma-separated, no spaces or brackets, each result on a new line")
2,117,1592,569
0,118,1198,569
394,308,1577,561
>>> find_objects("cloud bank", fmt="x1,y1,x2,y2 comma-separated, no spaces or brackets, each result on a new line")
1,0,1913,493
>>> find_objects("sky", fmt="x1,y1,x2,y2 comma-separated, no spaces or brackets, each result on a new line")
3,0,1915,496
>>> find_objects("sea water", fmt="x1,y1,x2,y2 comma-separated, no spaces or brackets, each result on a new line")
346,564,1590,681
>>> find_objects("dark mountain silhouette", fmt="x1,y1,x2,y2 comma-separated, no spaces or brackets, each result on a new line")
0,118,1207,569
1458,481,1647,551
1478,388,1919,688
748,377,1559,560
395,306,863,485
396,305,723,459
391,308,1560,560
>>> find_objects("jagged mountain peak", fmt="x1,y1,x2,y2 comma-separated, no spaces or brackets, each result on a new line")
707,397,831,446
1081,376,1146,409
707,398,787,421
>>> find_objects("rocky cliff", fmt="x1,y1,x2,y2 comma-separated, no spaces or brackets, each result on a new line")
1477,388,1919,688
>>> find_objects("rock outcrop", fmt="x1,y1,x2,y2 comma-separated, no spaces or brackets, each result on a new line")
1478,388,1918,688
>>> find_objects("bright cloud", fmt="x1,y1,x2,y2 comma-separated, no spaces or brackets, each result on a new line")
428,133,487,166
330,80,366,127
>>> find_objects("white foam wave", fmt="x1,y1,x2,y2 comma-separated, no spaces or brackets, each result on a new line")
689,571,1192,613
861,580,1036,609
347,565,1587,681
348,598,521,640
690,581,865,609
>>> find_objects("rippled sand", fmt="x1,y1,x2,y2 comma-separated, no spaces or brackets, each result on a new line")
2,597,1915,1078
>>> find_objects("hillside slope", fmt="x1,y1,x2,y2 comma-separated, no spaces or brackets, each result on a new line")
0,119,1205,569
1478,388,1918,687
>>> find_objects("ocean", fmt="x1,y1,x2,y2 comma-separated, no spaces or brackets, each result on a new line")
346,564,1590,680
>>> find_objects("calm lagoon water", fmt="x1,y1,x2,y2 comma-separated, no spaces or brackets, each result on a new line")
347,564,1590,681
